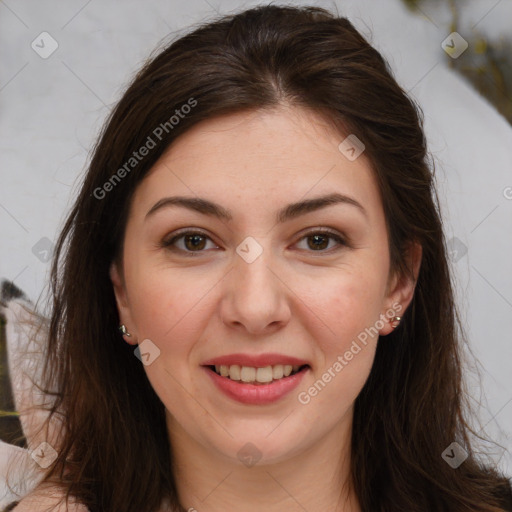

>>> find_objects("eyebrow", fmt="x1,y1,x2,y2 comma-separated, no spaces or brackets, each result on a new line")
145,192,367,223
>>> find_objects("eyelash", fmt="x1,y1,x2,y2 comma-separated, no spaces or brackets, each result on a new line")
160,228,348,256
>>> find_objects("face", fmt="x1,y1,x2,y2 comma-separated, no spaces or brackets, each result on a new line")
110,106,419,467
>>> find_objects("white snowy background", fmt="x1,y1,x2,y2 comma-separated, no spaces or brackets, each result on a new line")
0,0,511,504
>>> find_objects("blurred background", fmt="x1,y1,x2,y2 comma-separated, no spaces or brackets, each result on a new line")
403,0,512,123
1,0,511,496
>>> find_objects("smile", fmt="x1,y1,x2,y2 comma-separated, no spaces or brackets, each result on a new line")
203,364,310,405
210,364,307,384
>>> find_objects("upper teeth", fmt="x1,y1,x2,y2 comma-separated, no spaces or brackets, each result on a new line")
214,364,301,383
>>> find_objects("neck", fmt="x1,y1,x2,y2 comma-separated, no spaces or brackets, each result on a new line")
166,411,361,512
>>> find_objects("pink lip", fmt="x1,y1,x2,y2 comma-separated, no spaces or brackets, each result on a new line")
201,353,310,367
203,365,309,405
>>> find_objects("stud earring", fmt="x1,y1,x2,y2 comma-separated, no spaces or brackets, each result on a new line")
390,316,402,329
119,324,131,337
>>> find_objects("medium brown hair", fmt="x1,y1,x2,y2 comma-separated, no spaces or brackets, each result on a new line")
6,4,512,511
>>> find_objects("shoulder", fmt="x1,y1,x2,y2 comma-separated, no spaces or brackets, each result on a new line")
6,484,89,512
9,500,89,512
9,501,89,512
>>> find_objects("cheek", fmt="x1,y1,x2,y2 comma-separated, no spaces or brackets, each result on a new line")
125,267,202,406
124,254,211,340
307,265,387,348
296,275,382,413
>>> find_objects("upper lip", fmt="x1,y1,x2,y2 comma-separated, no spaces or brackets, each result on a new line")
201,353,310,368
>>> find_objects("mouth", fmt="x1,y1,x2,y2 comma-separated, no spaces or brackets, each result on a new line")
205,364,310,385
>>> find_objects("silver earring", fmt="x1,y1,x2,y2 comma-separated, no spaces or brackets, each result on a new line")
390,316,402,329
119,324,131,337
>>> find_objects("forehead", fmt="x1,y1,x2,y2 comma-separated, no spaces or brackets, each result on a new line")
131,106,383,223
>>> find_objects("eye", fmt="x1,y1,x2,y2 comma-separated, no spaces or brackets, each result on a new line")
161,230,219,255
161,228,347,256
295,229,347,253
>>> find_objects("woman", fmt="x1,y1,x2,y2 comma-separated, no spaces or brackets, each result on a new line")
5,4,512,511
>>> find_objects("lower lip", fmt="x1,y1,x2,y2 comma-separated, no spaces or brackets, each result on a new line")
203,366,309,405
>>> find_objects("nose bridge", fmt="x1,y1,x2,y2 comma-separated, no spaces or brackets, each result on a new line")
222,236,290,332
234,236,280,305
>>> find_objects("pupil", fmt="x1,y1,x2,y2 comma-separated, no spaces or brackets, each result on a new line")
186,234,205,250
309,234,327,250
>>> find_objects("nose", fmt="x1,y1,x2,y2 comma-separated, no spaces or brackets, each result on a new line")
220,243,292,335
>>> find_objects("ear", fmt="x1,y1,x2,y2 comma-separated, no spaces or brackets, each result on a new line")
110,261,137,344
379,241,422,336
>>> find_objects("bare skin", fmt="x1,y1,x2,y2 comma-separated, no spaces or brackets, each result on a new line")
111,106,421,511
15,106,421,511
11,482,88,511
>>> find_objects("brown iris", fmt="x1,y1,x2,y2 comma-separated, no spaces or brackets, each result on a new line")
184,234,207,251
307,234,329,250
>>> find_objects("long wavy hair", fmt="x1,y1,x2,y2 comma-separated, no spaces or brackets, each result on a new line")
5,4,511,511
